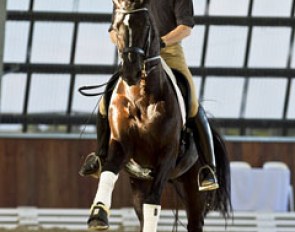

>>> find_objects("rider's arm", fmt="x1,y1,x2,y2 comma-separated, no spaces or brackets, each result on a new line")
160,0,194,47
161,25,192,47
110,25,191,48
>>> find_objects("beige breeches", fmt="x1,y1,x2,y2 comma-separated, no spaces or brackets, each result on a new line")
99,43,199,117
160,43,199,117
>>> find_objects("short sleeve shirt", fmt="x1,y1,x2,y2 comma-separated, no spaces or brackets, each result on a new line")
149,0,194,37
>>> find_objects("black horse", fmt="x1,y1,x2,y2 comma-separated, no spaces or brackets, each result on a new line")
87,1,231,231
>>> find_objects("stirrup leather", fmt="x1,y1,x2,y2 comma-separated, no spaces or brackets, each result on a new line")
198,165,219,191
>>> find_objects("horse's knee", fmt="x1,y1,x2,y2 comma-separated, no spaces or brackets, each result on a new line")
102,156,126,173
144,154,177,205
102,163,120,174
102,140,127,174
144,193,161,205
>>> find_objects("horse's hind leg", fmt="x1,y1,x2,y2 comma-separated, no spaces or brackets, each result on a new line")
88,139,127,231
176,164,207,232
127,149,178,232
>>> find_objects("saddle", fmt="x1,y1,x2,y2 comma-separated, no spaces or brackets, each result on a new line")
170,68,191,120
167,69,198,178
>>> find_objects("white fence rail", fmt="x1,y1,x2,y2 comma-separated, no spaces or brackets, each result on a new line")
1,207,295,232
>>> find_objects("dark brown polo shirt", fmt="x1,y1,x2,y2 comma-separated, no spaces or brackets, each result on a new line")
149,0,195,37
109,0,194,36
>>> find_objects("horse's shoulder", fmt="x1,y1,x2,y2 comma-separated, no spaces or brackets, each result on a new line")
116,80,126,95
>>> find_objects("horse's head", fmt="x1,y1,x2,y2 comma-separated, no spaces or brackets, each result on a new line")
113,0,160,86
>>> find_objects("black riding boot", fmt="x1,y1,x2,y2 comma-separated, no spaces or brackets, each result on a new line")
189,105,219,191
79,71,120,178
79,112,109,178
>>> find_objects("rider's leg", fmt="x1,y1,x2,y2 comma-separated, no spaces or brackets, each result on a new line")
161,43,218,191
79,72,120,177
79,98,109,178
96,96,110,161
188,105,219,191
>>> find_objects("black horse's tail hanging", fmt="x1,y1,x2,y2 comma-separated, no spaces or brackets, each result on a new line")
207,124,232,218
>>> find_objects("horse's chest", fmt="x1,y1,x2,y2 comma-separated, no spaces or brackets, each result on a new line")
109,81,164,139
133,101,164,127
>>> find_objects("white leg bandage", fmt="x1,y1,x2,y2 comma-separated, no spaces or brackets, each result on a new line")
143,204,161,232
93,171,119,208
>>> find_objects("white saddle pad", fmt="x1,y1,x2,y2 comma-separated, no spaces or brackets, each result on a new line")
160,58,186,126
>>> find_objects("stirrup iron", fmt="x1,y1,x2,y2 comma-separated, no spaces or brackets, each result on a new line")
198,165,219,191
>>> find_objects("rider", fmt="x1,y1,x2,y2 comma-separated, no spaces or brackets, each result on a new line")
80,0,219,192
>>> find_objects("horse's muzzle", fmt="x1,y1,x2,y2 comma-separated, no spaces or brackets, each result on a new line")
122,70,142,86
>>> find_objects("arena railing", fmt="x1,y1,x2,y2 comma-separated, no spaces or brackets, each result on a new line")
1,207,295,232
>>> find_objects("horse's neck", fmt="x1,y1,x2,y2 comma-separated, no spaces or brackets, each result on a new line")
143,62,166,99
119,66,165,106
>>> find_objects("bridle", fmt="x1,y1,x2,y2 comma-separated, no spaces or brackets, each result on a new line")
115,7,161,73
78,6,161,96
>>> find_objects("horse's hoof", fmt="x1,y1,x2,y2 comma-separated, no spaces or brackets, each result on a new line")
87,203,109,231
79,152,101,179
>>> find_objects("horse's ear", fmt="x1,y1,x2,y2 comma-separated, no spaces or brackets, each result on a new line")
113,0,120,8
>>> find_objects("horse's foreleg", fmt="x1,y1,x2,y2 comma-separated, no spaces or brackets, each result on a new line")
142,203,161,232
93,139,126,205
129,178,152,232
88,140,126,231
145,148,177,204
92,171,118,209
143,148,177,232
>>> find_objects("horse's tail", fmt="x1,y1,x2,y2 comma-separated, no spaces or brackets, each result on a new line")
209,123,232,218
